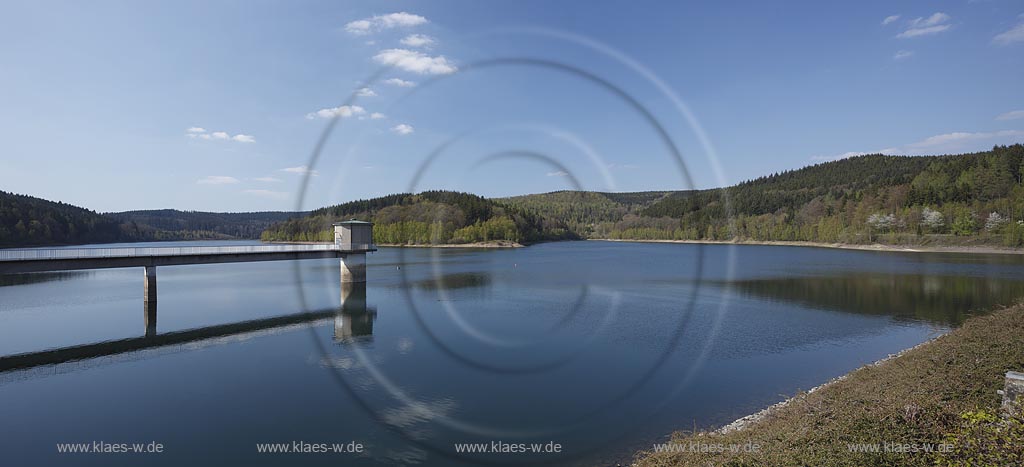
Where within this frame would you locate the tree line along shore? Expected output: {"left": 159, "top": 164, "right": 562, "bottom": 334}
{"left": 3, "top": 145, "right": 1024, "bottom": 249}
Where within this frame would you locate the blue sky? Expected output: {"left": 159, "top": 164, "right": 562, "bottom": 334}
{"left": 0, "top": 0, "right": 1022, "bottom": 212}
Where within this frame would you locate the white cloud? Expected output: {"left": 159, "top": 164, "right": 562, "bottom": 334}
{"left": 893, "top": 50, "right": 914, "bottom": 60}
{"left": 897, "top": 13, "right": 952, "bottom": 38}
{"left": 901, "top": 130, "right": 1024, "bottom": 153}
{"left": 356, "top": 87, "right": 377, "bottom": 97}
{"left": 345, "top": 19, "right": 373, "bottom": 35}
{"left": 197, "top": 175, "right": 240, "bottom": 185}
{"left": 384, "top": 78, "right": 416, "bottom": 87}
{"left": 281, "top": 165, "right": 319, "bottom": 176}
{"left": 993, "top": 22, "right": 1024, "bottom": 45}
{"left": 882, "top": 15, "right": 901, "bottom": 26}
{"left": 909, "top": 12, "right": 950, "bottom": 28}
{"left": 370, "top": 112, "right": 386, "bottom": 120}
{"left": 372, "top": 12, "right": 427, "bottom": 28}
{"left": 996, "top": 110, "right": 1024, "bottom": 121}
{"left": 897, "top": 24, "right": 951, "bottom": 38}
{"left": 391, "top": 123, "right": 414, "bottom": 135}
{"left": 243, "top": 189, "right": 288, "bottom": 200}
{"left": 546, "top": 171, "right": 569, "bottom": 177}
{"left": 187, "top": 127, "right": 254, "bottom": 143}
{"left": 345, "top": 12, "right": 427, "bottom": 35}
{"left": 400, "top": 34, "right": 435, "bottom": 47}
{"left": 306, "top": 105, "right": 366, "bottom": 120}
{"left": 252, "top": 176, "right": 282, "bottom": 183}
{"left": 813, "top": 129, "right": 1024, "bottom": 161}
{"left": 373, "top": 49, "right": 457, "bottom": 75}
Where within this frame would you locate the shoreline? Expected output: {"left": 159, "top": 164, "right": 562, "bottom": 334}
{"left": 265, "top": 240, "right": 524, "bottom": 248}
{"left": 593, "top": 238, "right": 1024, "bottom": 256}
{"left": 714, "top": 336, "right": 941, "bottom": 434}
{"left": 633, "top": 304, "right": 1024, "bottom": 466}
{"left": 7, "top": 238, "right": 1022, "bottom": 256}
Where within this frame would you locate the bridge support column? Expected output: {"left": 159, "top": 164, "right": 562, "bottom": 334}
{"left": 144, "top": 300, "right": 157, "bottom": 337}
{"left": 340, "top": 253, "right": 366, "bottom": 283}
{"left": 144, "top": 266, "right": 157, "bottom": 302}
{"left": 340, "top": 281, "right": 368, "bottom": 311}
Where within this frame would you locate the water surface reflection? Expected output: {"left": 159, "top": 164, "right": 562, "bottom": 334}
{"left": 3, "top": 241, "right": 1024, "bottom": 466}
{"left": 726, "top": 273, "right": 1024, "bottom": 326}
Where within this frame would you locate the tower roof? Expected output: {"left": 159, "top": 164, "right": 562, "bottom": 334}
{"left": 333, "top": 219, "right": 373, "bottom": 226}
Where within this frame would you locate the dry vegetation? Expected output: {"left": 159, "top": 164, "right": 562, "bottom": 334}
{"left": 635, "top": 305, "right": 1024, "bottom": 467}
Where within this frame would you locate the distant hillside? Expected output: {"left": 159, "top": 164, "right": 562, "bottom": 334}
{"left": 0, "top": 191, "right": 306, "bottom": 247}
{"left": 0, "top": 191, "right": 128, "bottom": 247}
{"left": 261, "top": 190, "right": 576, "bottom": 245}
{"left": 106, "top": 209, "right": 304, "bottom": 240}
{"left": 497, "top": 145, "right": 1024, "bottom": 247}
{"left": 257, "top": 145, "right": 1024, "bottom": 248}
{"left": 611, "top": 144, "right": 1024, "bottom": 245}
{"left": 499, "top": 190, "right": 672, "bottom": 238}
{"left": 6, "top": 144, "right": 1024, "bottom": 249}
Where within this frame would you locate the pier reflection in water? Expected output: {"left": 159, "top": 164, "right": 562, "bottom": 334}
{"left": 0, "top": 282, "right": 378, "bottom": 373}
{"left": 336, "top": 282, "right": 377, "bottom": 342}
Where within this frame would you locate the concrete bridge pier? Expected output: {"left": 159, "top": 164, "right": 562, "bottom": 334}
{"left": 340, "top": 254, "right": 367, "bottom": 283}
{"left": 144, "top": 301, "right": 157, "bottom": 338}
{"left": 144, "top": 266, "right": 157, "bottom": 302}
{"left": 340, "top": 281, "right": 368, "bottom": 312}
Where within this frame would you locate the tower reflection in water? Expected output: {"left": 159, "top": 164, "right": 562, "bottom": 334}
{"left": 335, "top": 282, "right": 377, "bottom": 343}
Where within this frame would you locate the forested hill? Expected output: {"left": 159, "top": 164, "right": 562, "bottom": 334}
{"left": 260, "top": 190, "right": 576, "bottom": 244}
{"left": 0, "top": 191, "right": 305, "bottom": 247}
{"left": 611, "top": 144, "right": 1024, "bottom": 245}
{"left": 495, "top": 145, "right": 1024, "bottom": 246}
{"left": 106, "top": 210, "right": 304, "bottom": 241}
{"left": 0, "top": 191, "right": 127, "bottom": 246}
{"left": 7, "top": 144, "right": 1024, "bottom": 248}
{"left": 642, "top": 154, "right": 936, "bottom": 219}
{"left": 498, "top": 190, "right": 674, "bottom": 238}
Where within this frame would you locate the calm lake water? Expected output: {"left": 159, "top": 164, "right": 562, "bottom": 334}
{"left": 2, "top": 240, "right": 1024, "bottom": 465}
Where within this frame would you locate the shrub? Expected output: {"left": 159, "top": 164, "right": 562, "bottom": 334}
{"left": 936, "top": 405, "right": 1024, "bottom": 467}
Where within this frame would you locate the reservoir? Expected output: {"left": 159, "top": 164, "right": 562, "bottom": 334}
{"left": 2, "top": 240, "right": 1022, "bottom": 465}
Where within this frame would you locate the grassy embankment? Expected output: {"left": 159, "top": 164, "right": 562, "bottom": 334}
{"left": 634, "top": 305, "right": 1024, "bottom": 467}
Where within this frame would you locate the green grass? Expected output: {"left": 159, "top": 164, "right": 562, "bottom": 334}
{"left": 634, "top": 305, "right": 1024, "bottom": 467}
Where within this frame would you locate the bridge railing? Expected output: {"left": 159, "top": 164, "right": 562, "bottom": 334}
{"left": 0, "top": 244, "right": 376, "bottom": 262}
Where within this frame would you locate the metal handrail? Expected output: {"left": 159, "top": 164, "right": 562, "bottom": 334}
{"left": 0, "top": 244, "right": 376, "bottom": 262}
